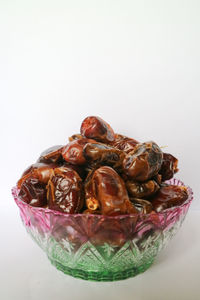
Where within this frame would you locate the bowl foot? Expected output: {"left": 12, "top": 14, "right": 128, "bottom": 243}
{"left": 48, "top": 258, "right": 154, "bottom": 281}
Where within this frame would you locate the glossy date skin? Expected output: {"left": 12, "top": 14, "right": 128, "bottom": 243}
{"left": 37, "top": 145, "right": 64, "bottom": 164}
{"left": 47, "top": 167, "right": 83, "bottom": 214}
{"left": 152, "top": 174, "right": 162, "bottom": 185}
{"left": 150, "top": 184, "right": 188, "bottom": 212}
{"left": 80, "top": 116, "right": 115, "bottom": 143}
{"left": 111, "top": 134, "right": 138, "bottom": 153}
{"left": 68, "top": 134, "right": 83, "bottom": 142}
{"left": 84, "top": 166, "right": 138, "bottom": 215}
{"left": 84, "top": 169, "right": 96, "bottom": 200}
{"left": 62, "top": 161, "right": 87, "bottom": 180}
{"left": 83, "top": 142, "right": 125, "bottom": 170}
{"left": 17, "top": 116, "right": 183, "bottom": 217}
{"left": 159, "top": 153, "right": 178, "bottom": 181}
{"left": 17, "top": 162, "right": 57, "bottom": 188}
{"left": 130, "top": 198, "right": 153, "bottom": 214}
{"left": 123, "top": 141, "right": 163, "bottom": 182}
{"left": 125, "top": 179, "right": 160, "bottom": 198}
{"left": 19, "top": 176, "right": 47, "bottom": 207}
{"left": 62, "top": 138, "right": 96, "bottom": 165}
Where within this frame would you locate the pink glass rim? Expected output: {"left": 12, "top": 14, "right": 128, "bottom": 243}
{"left": 12, "top": 178, "right": 193, "bottom": 220}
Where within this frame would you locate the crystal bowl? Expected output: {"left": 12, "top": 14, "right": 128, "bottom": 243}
{"left": 12, "top": 178, "right": 193, "bottom": 281}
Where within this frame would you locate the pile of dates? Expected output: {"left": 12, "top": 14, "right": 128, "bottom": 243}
{"left": 17, "top": 116, "right": 188, "bottom": 215}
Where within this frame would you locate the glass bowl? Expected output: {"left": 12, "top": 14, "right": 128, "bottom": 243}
{"left": 12, "top": 178, "right": 193, "bottom": 282}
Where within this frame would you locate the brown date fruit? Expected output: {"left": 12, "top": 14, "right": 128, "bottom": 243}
{"left": 62, "top": 161, "right": 87, "bottom": 180}
{"left": 17, "top": 162, "right": 56, "bottom": 188}
{"left": 152, "top": 174, "right": 162, "bottom": 185}
{"left": 150, "top": 184, "right": 188, "bottom": 212}
{"left": 37, "top": 145, "right": 64, "bottom": 164}
{"left": 111, "top": 134, "right": 138, "bottom": 153}
{"left": 47, "top": 167, "right": 83, "bottom": 214}
{"left": 85, "top": 166, "right": 138, "bottom": 215}
{"left": 21, "top": 162, "right": 51, "bottom": 178}
{"left": 62, "top": 138, "right": 96, "bottom": 165}
{"left": 80, "top": 116, "right": 115, "bottom": 143}
{"left": 126, "top": 179, "right": 160, "bottom": 198}
{"left": 130, "top": 198, "right": 153, "bottom": 214}
{"left": 159, "top": 153, "right": 178, "bottom": 181}
{"left": 68, "top": 134, "right": 83, "bottom": 142}
{"left": 19, "top": 176, "right": 47, "bottom": 207}
{"left": 123, "top": 141, "right": 163, "bottom": 182}
{"left": 83, "top": 142, "right": 125, "bottom": 170}
{"left": 84, "top": 169, "right": 96, "bottom": 200}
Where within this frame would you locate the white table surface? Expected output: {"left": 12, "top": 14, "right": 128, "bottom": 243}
{"left": 1, "top": 195, "right": 200, "bottom": 300}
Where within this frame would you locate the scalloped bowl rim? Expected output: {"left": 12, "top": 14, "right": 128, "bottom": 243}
{"left": 12, "top": 178, "right": 193, "bottom": 220}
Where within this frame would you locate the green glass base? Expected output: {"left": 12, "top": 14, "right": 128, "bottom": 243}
{"left": 12, "top": 178, "right": 193, "bottom": 282}
{"left": 48, "top": 257, "right": 154, "bottom": 281}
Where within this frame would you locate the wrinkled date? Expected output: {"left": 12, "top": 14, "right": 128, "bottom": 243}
{"left": 62, "top": 138, "right": 96, "bottom": 165}
{"left": 123, "top": 141, "right": 163, "bottom": 182}
{"left": 150, "top": 184, "right": 188, "bottom": 212}
{"left": 130, "top": 198, "right": 153, "bottom": 214}
{"left": 37, "top": 145, "right": 64, "bottom": 164}
{"left": 17, "top": 162, "right": 56, "bottom": 188}
{"left": 159, "top": 153, "right": 178, "bottom": 181}
{"left": 47, "top": 167, "right": 83, "bottom": 213}
{"left": 125, "top": 179, "right": 160, "bottom": 198}
{"left": 62, "top": 161, "right": 87, "bottom": 180}
{"left": 112, "top": 134, "right": 138, "bottom": 153}
{"left": 80, "top": 116, "right": 115, "bottom": 143}
{"left": 19, "top": 176, "right": 47, "bottom": 207}
{"left": 83, "top": 142, "right": 125, "bottom": 170}
{"left": 85, "top": 166, "right": 138, "bottom": 215}
{"left": 17, "top": 116, "right": 184, "bottom": 217}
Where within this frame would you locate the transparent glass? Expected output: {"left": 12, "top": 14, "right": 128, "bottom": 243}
{"left": 12, "top": 178, "right": 193, "bottom": 281}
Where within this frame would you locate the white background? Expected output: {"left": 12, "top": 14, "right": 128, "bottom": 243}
{"left": 0, "top": 1, "right": 200, "bottom": 299}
